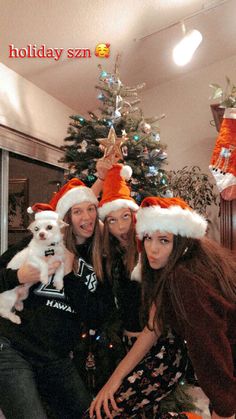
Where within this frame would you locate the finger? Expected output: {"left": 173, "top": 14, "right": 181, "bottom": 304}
{"left": 89, "top": 400, "right": 96, "bottom": 418}
{"left": 110, "top": 395, "right": 119, "bottom": 412}
{"left": 103, "top": 398, "right": 112, "bottom": 419}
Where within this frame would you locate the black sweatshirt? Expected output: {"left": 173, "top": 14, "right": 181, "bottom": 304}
{"left": 0, "top": 237, "right": 113, "bottom": 366}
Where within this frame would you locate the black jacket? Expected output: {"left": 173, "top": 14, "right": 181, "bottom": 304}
{"left": 0, "top": 236, "right": 113, "bottom": 365}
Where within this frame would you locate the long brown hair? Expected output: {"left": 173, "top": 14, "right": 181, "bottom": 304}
{"left": 63, "top": 208, "right": 103, "bottom": 281}
{"left": 142, "top": 236, "right": 236, "bottom": 332}
{"left": 103, "top": 212, "right": 138, "bottom": 279}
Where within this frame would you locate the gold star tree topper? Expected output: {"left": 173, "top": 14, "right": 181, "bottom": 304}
{"left": 97, "top": 126, "right": 128, "bottom": 165}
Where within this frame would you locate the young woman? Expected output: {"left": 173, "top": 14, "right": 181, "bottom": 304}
{"left": 88, "top": 165, "right": 191, "bottom": 419}
{"left": 135, "top": 196, "right": 236, "bottom": 419}
{"left": 0, "top": 175, "right": 113, "bottom": 419}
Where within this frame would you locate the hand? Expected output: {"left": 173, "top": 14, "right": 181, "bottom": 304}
{"left": 17, "top": 263, "right": 41, "bottom": 284}
{"left": 96, "top": 158, "right": 113, "bottom": 181}
{"left": 89, "top": 374, "right": 122, "bottom": 419}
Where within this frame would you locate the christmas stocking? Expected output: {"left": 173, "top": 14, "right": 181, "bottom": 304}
{"left": 209, "top": 108, "right": 236, "bottom": 200}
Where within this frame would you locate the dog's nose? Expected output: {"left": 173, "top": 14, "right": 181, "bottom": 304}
{"left": 39, "top": 232, "right": 45, "bottom": 239}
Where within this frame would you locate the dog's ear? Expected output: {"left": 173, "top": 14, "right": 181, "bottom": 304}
{"left": 27, "top": 220, "right": 36, "bottom": 232}
{"left": 58, "top": 220, "right": 69, "bottom": 229}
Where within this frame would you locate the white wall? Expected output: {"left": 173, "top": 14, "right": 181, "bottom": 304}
{"left": 0, "top": 63, "right": 75, "bottom": 146}
{"left": 141, "top": 54, "right": 236, "bottom": 240}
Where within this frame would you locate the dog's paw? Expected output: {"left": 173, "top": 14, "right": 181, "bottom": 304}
{"left": 53, "top": 280, "right": 64, "bottom": 291}
{"left": 8, "top": 313, "right": 21, "bottom": 324}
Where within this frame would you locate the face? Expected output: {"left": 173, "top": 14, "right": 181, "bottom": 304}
{"left": 71, "top": 202, "right": 97, "bottom": 244}
{"left": 144, "top": 231, "right": 174, "bottom": 270}
{"left": 106, "top": 208, "right": 132, "bottom": 247}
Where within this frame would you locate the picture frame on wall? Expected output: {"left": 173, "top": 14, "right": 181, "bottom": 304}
{"left": 8, "top": 178, "right": 29, "bottom": 231}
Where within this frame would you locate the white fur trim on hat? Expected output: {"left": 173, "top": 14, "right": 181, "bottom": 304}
{"left": 56, "top": 187, "right": 98, "bottom": 219}
{"left": 131, "top": 259, "right": 142, "bottom": 282}
{"left": 136, "top": 205, "right": 207, "bottom": 239}
{"left": 98, "top": 199, "right": 139, "bottom": 221}
{"left": 35, "top": 211, "right": 59, "bottom": 221}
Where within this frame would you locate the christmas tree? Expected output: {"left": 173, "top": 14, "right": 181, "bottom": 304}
{"left": 60, "top": 55, "right": 170, "bottom": 203}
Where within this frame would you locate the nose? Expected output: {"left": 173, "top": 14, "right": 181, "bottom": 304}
{"left": 149, "top": 240, "right": 159, "bottom": 255}
{"left": 117, "top": 220, "right": 126, "bottom": 231}
{"left": 82, "top": 210, "right": 92, "bottom": 221}
{"left": 39, "top": 232, "right": 45, "bottom": 239}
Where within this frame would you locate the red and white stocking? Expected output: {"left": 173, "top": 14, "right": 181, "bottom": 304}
{"left": 209, "top": 108, "right": 236, "bottom": 200}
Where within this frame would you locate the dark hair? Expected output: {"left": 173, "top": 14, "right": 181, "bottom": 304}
{"left": 103, "top": 212, "right": 138, "bottom": 279}
{"left": 142, "top": 236, "right": 236, "bottom": 333}
{"left": 63, "top": 208, "right": 104, "bottom": 281}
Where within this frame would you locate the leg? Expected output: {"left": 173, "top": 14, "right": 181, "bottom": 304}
{"left": 112, "top": 330, "right": 188, "bottom": 417}
{"left": 37, "top": 357, "right": 92, "bottom": 419}
{"left": 0, "top": 336, "right": 47, "bottom": 419}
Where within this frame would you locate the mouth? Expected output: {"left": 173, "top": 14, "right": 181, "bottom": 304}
{"left": 80, "top": 222, "right": 94, "bottom": 234}
{"left": 120, "top": 233, "right": 128, "bottom": 241}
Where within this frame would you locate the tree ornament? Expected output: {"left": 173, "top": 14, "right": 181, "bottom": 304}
{"left": 133, "top": 134, "right": 140, "bottom": 141}
{"left": 100, "top": 70, "right": 107, "bottom": 78}
{"left": 152, "top": 132, "right": 160, "bottom": 141}
{"left": 96, "top": 127, "right": 127, "bottom": 164}
{"left": 139, "top": 121, "right": 151, "bottom": 133}
{"left": 78, "top": 140, "right": 88, "bottom": 153}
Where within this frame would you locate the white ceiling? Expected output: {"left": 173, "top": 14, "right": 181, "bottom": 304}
{"left": 1, "top": 0, "right": 235, "bottom": 112}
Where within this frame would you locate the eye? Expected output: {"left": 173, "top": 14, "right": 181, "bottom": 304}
{"left": 108, "top": 218, "right": 116, "bottom": 225}
{"left": 46, "top": 225, "right": 53, "bottom": 230}
{"left": 88, "top": 206, "right": 95, "bottom": 212}
{"left": 34, "top": 226, "right": 39, "bottom": 232}
{"left": 123, "top": 213, "right": 131, "bottom": 220}
{"left": 144, "top": 234, "right": 152, "bottom": 241}
{"left": 160, "top": 238, "right": 169, "bottom": 244}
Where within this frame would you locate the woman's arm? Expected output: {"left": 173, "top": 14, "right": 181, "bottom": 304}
{"left": 91, "top": 159, "right": 113, "bottom": 197}
{"left": 89, "top": 324, "right": 158, "bottom": 419}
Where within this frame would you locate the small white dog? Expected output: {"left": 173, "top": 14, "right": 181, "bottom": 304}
{"left": 0, "top": 210, "right": 67, "bottom": 324}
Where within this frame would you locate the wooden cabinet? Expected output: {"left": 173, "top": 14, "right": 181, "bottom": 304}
{"left": 220, "top": 197, "right": 236, "bottom": 250}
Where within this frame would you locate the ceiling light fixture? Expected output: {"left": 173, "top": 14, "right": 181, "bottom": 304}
{"left": 172, "top": 22, "right": 203, "bottom": 66}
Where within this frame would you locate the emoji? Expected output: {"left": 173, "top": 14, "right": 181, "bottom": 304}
{"left": 95, "top": 43, "right": 110, "bottom": 58}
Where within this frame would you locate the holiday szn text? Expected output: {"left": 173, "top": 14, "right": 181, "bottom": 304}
{"left": 9, "top": 44, "right": 93, "bottom": 61}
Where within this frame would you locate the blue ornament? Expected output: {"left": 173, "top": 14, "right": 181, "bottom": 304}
{"left": 161, "top": 177, "right": 167, "bottom": 185}
{"left": 133, "top": 134, "right": 139, "bottom": 141}
{"left": 152, "top": 133, "right": 160, "bottom": 141}
{"left": 87, "top": 175, "right": 95, "bottom": 182}
{"left": 100, "top": 70, "right": 107, "bottom": 78}
{"left": 97, "top": 93, "right": 104, "bottom": 100}
{"left": 79, "top": 117, "right": 85, "bottom": 123}
{"left": 149, "top": 166, "right": 158, "bottom": 175}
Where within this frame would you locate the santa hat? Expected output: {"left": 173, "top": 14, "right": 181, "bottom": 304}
{"left": 49, "top": 178, "right": 98, "bottom": 219}
{"left": 27, "top": 203, "right": 59, "bottom": 221}
{"left": 98, "top": 164, "right": 139, "bottom": 220}
{"left": 136, "top": 197, "right": 207, "bottom": 240}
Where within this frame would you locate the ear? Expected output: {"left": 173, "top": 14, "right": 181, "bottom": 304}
{"left": 58, "top": 220, "right": 69, "bottom": 229}
{"left": 27, "top": 221, "right": 35, "bottom": 233}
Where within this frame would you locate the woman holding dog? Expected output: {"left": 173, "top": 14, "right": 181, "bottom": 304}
{"left": 0, "top": 168, "right": 113, "bottom": 419}
{"left": 88, "top": 165, "right": 190, "bottom": 419}
{"left": 135, "top": 196, "right": 235, "bottom": 419}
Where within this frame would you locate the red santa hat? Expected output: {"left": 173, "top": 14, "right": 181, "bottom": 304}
{"left": 136, "top": 196, "right": 207, "bottom": 240}
{"left": 49, "top": 178, "right": 98, "bottom": 219}
{"left": 98, "top": 164, "right": 139, "bottom": 221}
{"left": 27, "top": 203, "right": 59, "bottom": 221}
